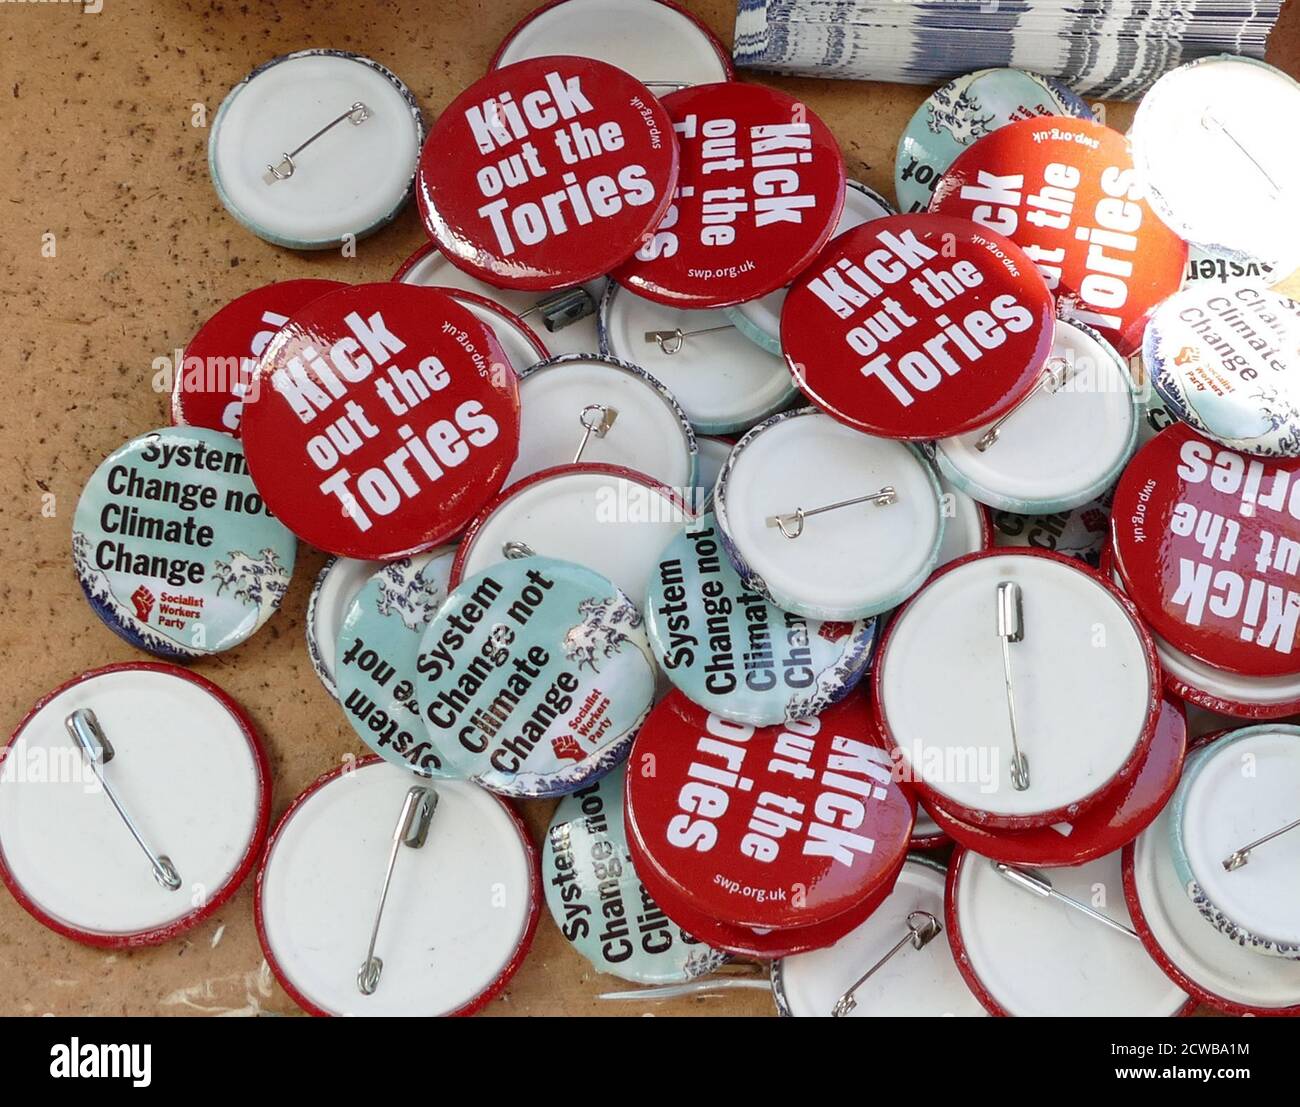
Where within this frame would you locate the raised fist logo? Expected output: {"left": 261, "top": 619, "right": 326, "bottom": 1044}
{"left": 818, "top": 621, "right": 853, "bottom": 643}
{"left": 131, "top": 585, "right": 155, "bottom": 622}
{"left": 551, "top": 735, "right": 584, "bottom": 764}
{"left": 1174, "top": 345, "right": 1200, "bottom": 367}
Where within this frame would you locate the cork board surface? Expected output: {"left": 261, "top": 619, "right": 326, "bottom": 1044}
{"left": 1, "top": 0, "right": 1296, "bottom": 1017}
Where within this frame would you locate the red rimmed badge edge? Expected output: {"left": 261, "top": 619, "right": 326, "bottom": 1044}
{"left": 0, "top": 662, "right": 272, "bottom": 950}
{"left": 873, "top": 546, "right": 1164, "bottom": 830}
{"left": 253, "top": 755, "right": 542, "bottom": 1018}
{"left": 864, "top": 688, "right": 949, "bottom": 851}
{"left": 1120, "top": 731, "right": 1300, "bottom": 1018}
{"left": 449, "top": 461, "right": 695, "bottom": 587}
{"left": 440, "top": 286, "right": 551, "bottom": 365}
{"left": 1101, "top": 541, "right": 1300, "bottom": 722}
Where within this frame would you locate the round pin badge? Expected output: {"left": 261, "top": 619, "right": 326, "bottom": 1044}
{"left": 209, "top": 50, "right": 424, "bottom": 250}
{"left": 782, "top": 214, "right": 1055, "bottom": 440}
{"left": 934, "top": 318, "right": 1138, "bottom": 513}
{"left": 240, "top": 283, "right": 520, "bottom": 560}
{"left": 599, "top": 283, "right": 797, "bottom": 435}
{"left": 416, "top": 57, "right": 678, "bottom": 290}
{"left": 1168, "top": 725, "right": 1300, "bottom": 959}
{"left": 1110, "top": 424, "right": 1300, "bottom": 679}
{"left": 929, "top": 116, "right": 1187, "bottom": 355}
{"left": 772, "top": 856, "right": 986, "bottom": 1017}
{"left": 1143, "top": 285, "right": 1300, "bottom": 457}
{"left": 946, "top": 847, "right": 1191, "bottom": 1016}
{"left": 73, "top": 427, "right": 297, "bottom": 659}
{"left": 491, "top": 0, "right": 733, "bottom": 89}
{"left": 256, "top": 758, "right": 539, "bottom": 1016}
{"left": 714, "top": 408, "right": 944, "bottom": 621}
{"left": 1124, "top": 747, "right": 1300, "bottom": 1016}
{"left": 876, "top": 549, "right": 1160, "bottom": 829}
{"left": 543, "top": 765, "right": 729, "bottom": 984}
{"left": 895, "top": 68, "right": 1093, "bottom": 215}
{"left": 172, "top": 279, "right": 344, "bottom": 436}
{"left": 646, "top": 512, "right": 877, "bottom": 726}
{"left": 336, "top": 549, "right": 457, "bottom": 777}
{"left": 1131, "top": 56, "right": 1300, "bottom": 280}
{"left": 724, "top": 179, "right": 896, "bottom": 355}
{"left": 0, "top": 664, "right": 270, "bottom": 948}
{"left": 612, "top": 82, "right": 846, "bottom": 309}
{"left": 625, "top": 691, "right": 914, "bottom": 932}
{"left": 415, "top": 556, "right": 656, "bottom": 798}
{"left": 992, "top": 487, "right": 1114, "bottom": 567}
{"left": 924, "top": 697, "right": 1187, "bottom": 867}
{"left": 306, "top": 556, "right": 383, "bottom": 701}
{"left": 452, "top": 464, "right": 692, "bottom": 606}
{"left": 509, "top": 354, "right": 697, "bottom": 489}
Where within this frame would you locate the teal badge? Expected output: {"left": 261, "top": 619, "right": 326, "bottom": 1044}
{"left": 73, "top": 427, "right": 296, "bottom": 659}
{"left": 646, "top": 513, "right": 876, "bottom": 726}
{"left": 416, "top": 556, "right": 656, "bottom": 797}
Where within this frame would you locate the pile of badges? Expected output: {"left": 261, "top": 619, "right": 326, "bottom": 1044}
{"left": 732, "top": 0, "right": 1285, "bottom": 99}
{"left": 4, "top": 0, "right": 1300, "bottom": 1018}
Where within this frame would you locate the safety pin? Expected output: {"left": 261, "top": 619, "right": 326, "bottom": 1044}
{"left": 975, "top": 357, "right": 1075, "bottom": 452}
{"left": 1202, "top": 112, "right": 1282, "bottom": 199}
{"left": 517, "top": 286, "right": 597, "bottom": 333}
{"left": 266, "top": 101, "right": 371, "bottom": 182}
{"left": 1222, "top": 816, "right": 1300, "bottom": 871}
{"left": 993, "top": 862, "right": 1139, "bottom": 941}
{"left": 357, "top": 785, "right": 438, "bottom": 996}
{"left": 643, "top": 323, "right": 736, "bottom": 355}
{"left": 996, "top": 581, "right": 1030, "bottom": 791}
{"left": 573, "top": 403, "right": 618, "bottom": 462}
{"left": 65, "top": 709, "right": 182, "bottom": 892}
{"left": 766, "top": 486, "right": 897, "bottom": 540}
{"left": 598, "top": 962, "right": 768, "bottom": 1001}
{"left": 831, "top": 910, "right": 943, "bottom": 1017}
{"left": 502, "top": 540, "right": 536, "bottom": 560}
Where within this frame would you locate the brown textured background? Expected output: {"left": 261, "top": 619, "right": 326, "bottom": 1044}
{"left": 1, "top": 0, "right": 1296, "bottom": 1017}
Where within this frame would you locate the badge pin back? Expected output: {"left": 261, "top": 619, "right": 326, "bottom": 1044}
{"left": 336, "top": 549, "right": 457, "bottom": 777}
{"left": 172, "top": 279, "right": 345, "bottom": 436}
{"left": 490, "top": 0, "right": 734, "bottom": 91}
{"left": 509, "top": 354, "right": 697, "bottom": 489}
{"left": 0, "top": 664, "right": 271, "bottom": 947}
{"left": 543, "top": 766, "right": 729, "bottom": 985}
{"left": 875, "top": 548, "right": 1160, "bottom": 830}
{"left": 598, "top": 283, "right": 797, "bottom": 436}
{"left": 612, "top": 82, "right": 846, "bottom": 309}
{"left": 713, "top": 407, "right": 944, "bottom": 621}
{"left": 73, "top": 426, "right": 298, "bottom": 659}
{"left": 894, "top": 68, "right": 1094, "bottom": 216}
{"left": 646, "top": 511, "right": 877, "bottom": 727}
{"left": 781, "top": 213, "right": 1055, "bottom": 441}
{"left": 255, "top": 758, "right": 540, "bottom": 1016}
{"left": 929, "top": 116, "right": 1187, "bottom": 356}
{"left": 416, "top": 56, "right": 679, "bottom": 291}
{"left": 415, "top": 556, "right": 656, "bottom": 798}
{"left": 209, "top": 50, "right": 423, "bottom": 250}
{"left": 947, "top": 846, "right": 1191, "bottom": 1016}
{"left": 239, "top": 282, "right": 521, "bottom": 560}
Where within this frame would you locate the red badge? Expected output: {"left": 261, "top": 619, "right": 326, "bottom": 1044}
{"left": 624, "top": 691, "right": 913, "bottom": 930}
{"left": 929, "top": 117, "right": 1186, "bottom": 355}
{"left": 612, "top": 82, "right": 846, "bottom": 308}
{"left": 240, "top": 283, "right": 521, "bottom": 559}
{"left": 782, "top": 213, "right": 1054, "bottom": 440}
{"left": 172, "top": 280, "right": 343, "bottom": 436}
{"left": 416, "top": 57, "right": 678, "bottom": 290}
{"left": 1112, "top": 425, "right": 1300, "bottom": 678}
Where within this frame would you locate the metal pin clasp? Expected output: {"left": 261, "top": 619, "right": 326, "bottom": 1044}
{"left": 518, "top": 287, "right": 597, "bottom": 333}
{"left": 831, "top": 911, "right": 942, "bottom": 1017}
{"left": 1202, "top": 112, "right": 1282, "bottom": 199}
{"left": 643, "top": 323, "right": 735, "bottom": 355}
{"left": 573, "top": 403, "right": 618, "bottom": 463}
{"left": 502, "top": 540, "right": 536, "bottom": 560}
{"left": 975, "top": 357, "right": 1075, "bottom": 452}
{"left": 266, "top": 101, "right": 371, "bottom": 182}
{"left": 1222, "top": 816, "right": 1300, "bottom": 871}
{"left": 357, "top": 785, "right": 438, "bottom": 996}
{"left": 766, "top": 486, "right": 897, "bottom": 540}
{"left": 996, "top": 580, "right": 1030, "bottom": 791}
{"left": 993, "top": 861, "right": 1139, "bottom": 940}
{"left": 65, "top": 709, "right": 182, "bottom": 892}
